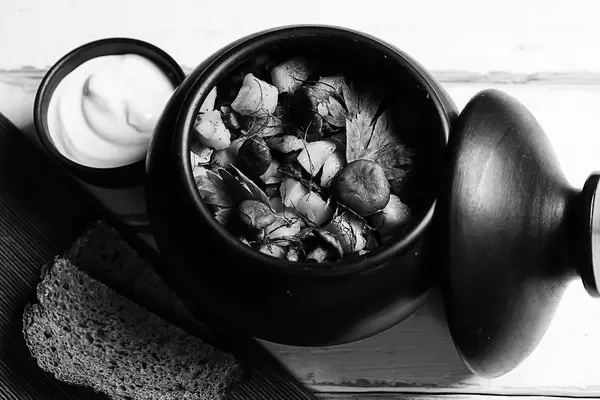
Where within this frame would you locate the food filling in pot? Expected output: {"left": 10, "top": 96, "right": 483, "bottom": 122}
{"left": 190, "top": 56, "right": 417, "bottom": 263}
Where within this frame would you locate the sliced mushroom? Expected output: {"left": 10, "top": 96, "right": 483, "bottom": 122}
{"left": 306, "top": 229, "right": 344, "bottom": 263}
{"left": 238, "top": 200, "right": 276, "bottom": 229}
{"left": 259, "top": 243, "right": 287, "bottom": 259}
{"left": 324, "top": 213, "right": 367, "bottom": 254}
{"left": 264, "top": 214, "right": 303, "bottom": 246}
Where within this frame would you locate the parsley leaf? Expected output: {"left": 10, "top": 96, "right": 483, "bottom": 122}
{"left": 195, "top": 170, "right": 233, "bottom": 208}
{"left": 230, "top": 165, "right": 273, "bottom": 210}
{"left": 214, "top": 207, "right": 232, "bottom": 226}
{"left": 342, "top": 82, "right": 416, "bottom": 181}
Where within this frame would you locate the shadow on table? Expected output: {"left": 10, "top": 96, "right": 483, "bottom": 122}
{"left": 18, "top": 121, "right": 42, "bottom": 149}
{"left": 266, "top": 287, "right": 473, "bottom": 390}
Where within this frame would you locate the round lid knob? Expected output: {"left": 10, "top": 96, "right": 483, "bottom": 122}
{"left": 439, "top": 88, "right": 599, "bottom": 378}
{"left": 577, "top": 172, "right": 600, "bottom": 297}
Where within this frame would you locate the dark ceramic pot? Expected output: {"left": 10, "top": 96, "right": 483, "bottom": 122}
{"left": 34, "top": 38, "right": 186, "bottom": 189}
{"left": 145, "top": 25, "right": 458, "bottom": 346}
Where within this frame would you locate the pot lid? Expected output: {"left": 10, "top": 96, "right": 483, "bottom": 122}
{"left": 439, "top": 88, "right": 600, "bottom": 378}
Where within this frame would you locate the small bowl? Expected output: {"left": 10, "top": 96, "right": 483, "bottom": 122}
{"left": 34, "top": 38, "right": 186, "bottom": 188}
{"left": 146, "top": 25, "right": 458, "bottom": 346}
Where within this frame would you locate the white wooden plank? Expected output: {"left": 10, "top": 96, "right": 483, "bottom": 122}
{"left": 267, "top": 283, "right": 600, "bottom": 396}
{"left": 2, "top": 75, "right": 600, "bottom": 396}
{"left": 316, "top": 395, "right": 583, "bottom": 400}
{"left": 2, "top": 0, "right": 600, "bottom": 75}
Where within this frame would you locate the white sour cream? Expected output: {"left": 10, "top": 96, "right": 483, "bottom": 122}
{"left": 46, "top": 54, "right": 175, "bottom": 168}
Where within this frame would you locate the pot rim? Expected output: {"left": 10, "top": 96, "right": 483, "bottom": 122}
{"left": 175, "top": 24, "right": 450, "bottom": 277}
{"left": 33, "top": 37, "right": 186, "bottom": 188}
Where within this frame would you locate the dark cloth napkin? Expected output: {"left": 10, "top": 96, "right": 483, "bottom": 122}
{"left": 0, "top": 113, "right": 316, "bottom": 400}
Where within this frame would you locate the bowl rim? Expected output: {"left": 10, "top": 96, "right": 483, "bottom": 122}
{"left": 33, "top": 37, "right": 186, "bottom": 188}
{"left": 175, "top": 24, "right": 451, "bottom": 277}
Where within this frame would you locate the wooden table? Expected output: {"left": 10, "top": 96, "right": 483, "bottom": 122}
{"left": 3, "top": 1, "right": 600, "bottom": 398}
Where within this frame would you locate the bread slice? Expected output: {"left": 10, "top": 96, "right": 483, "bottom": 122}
{"left": 63, "top": 221, "right": 216, "bottom": 341}
{"left": 22, "top": 258, "right": 242, "bottom": 400}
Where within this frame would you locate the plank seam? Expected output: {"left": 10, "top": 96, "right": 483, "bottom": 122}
{"left": 5, "top": 68, "right": 600, "bottom": 85}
